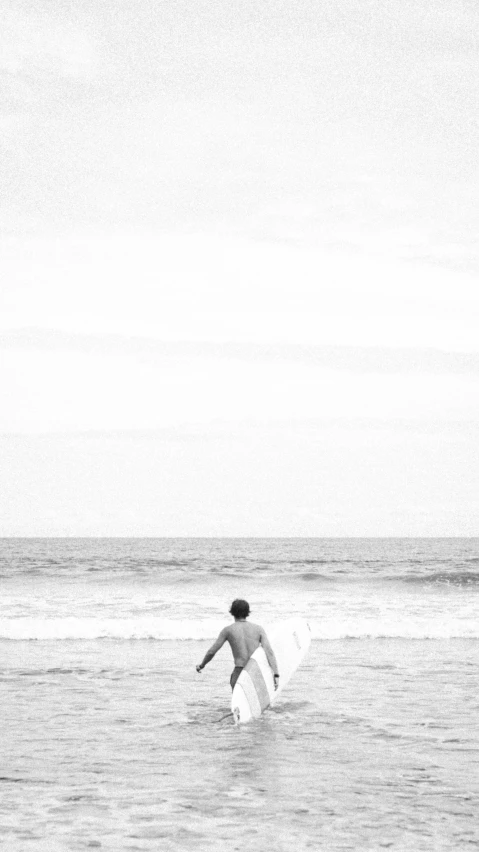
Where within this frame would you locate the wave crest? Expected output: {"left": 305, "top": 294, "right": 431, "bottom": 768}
{"left": 401, "top": 571, "right": 479, "bottom": 586}
{"left": 1, "top": 616, "right": 478, "bottom": 641}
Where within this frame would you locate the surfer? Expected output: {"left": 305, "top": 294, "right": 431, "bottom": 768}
{"left": 196, "top": 599, "right": 280, "bottom": 690}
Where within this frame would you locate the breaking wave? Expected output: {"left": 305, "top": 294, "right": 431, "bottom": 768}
{"left": 399, "top": 571, "right": 479, "bottom": 587}
{"left": 1, "top": 616, "right": 478, "bottom": 641}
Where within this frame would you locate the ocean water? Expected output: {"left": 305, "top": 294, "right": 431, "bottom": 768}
{"left": 1, "top": 538, "right": 479, "bottom": 851}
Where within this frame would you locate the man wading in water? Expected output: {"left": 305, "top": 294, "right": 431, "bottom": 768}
{"left": 196, "top": 599, "right": 280, "bottom": 691}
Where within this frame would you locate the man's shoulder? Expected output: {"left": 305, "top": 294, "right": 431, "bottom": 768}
{"left": 225, "top": 621, "right": 263, "bottom": 634}
{"left": 222, "top": 623, "right": 240, "bottom": 637}
{"left": 226, "top": 621, "right": 262, "bottom": 632}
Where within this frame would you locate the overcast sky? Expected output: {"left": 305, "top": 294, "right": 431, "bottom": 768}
{"left": 1, "top": 0, "right": 478, "bottom": 536}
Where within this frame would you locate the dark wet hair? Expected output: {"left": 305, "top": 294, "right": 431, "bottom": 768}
{"left": 229, "top": 599, "right": 250, "bottom": 619}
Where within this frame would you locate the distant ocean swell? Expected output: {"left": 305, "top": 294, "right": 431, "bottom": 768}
{"left": 0, "top": 560, "right": 479, "bottom": 588}
{"left": 1, "top": 616, "right": 478, "bottom": 641}
{"left": 2, "top": 563, "right": 479, "bottom": 584}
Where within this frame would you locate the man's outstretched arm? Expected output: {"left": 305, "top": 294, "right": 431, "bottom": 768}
{"left": 196, "top": 628, "right": 228, "bottom": 672}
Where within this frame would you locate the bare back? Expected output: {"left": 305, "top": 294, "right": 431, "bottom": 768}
{"left": 198, "top": 617, "right": 280, "bottom": 678}
{"left": 225, "top": 621, "right": 262, "bottom": 666}
{"left": 225, "top": 621, "right": 278, "bottom": 673}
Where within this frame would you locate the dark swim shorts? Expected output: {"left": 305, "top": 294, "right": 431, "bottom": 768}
{"left": 230, "top": 666, "right": 243, "bottom": 690}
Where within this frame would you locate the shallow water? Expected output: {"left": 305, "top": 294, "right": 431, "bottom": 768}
{"left": 2, "top": 640, "right": 479, "bottom": 851}
{"left": 1, "top": 539, "right": 479, "bottom": 850}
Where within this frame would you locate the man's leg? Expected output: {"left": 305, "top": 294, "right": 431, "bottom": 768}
{"left": 230, "top": 666, "right": 243, "bottom": 691}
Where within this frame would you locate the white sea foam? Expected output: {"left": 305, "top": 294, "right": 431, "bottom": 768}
{"left": 1, "top": 616, "right": 478, "bottom": 641}
{"left": 0, "top": 617, "right": 223, "bottom": 641}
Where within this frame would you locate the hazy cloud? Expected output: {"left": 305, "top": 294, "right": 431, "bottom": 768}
{"left": 3, "top": 328, "right": 479, "bottom": 376}
{"left": 1, "top": 0, "right": 478, "bottom": 534}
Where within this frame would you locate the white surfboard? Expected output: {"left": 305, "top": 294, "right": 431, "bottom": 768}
{"left": 231, "top": 618, "right": 311, "bottom": 724}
